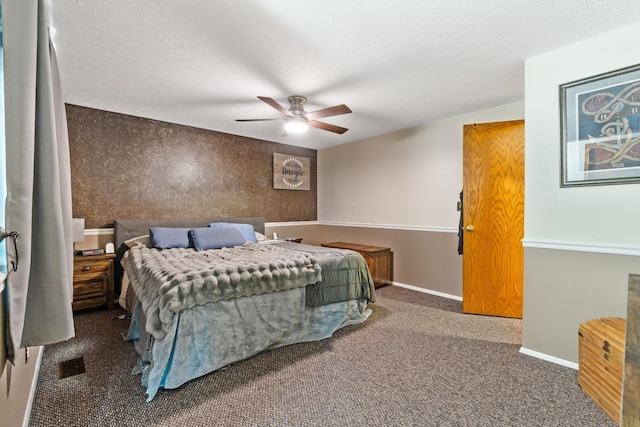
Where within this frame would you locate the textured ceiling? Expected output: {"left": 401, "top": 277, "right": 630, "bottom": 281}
{"left": 49, "top": 0, "right": 640, "bottom": 150}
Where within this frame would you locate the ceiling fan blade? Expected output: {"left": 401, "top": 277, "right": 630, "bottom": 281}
{"left": 258, "top": 96, "right": 295, "bottom": 118}
{"left": 308, "top": 120, "right": 349, "bottom": 134}
{"left": 235, "top": 118, "right": 282, "bottom": 122}
{"left": 304, "top": 104, "right": 352, "bottom": 120}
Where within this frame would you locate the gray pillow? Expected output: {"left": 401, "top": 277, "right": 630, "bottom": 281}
{"left": 189, "top": 227, "right": 246, "bottom": 251}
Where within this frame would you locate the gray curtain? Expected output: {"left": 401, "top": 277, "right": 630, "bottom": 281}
{"left": 3, "top": 0, "right": 74, "bottom": 361}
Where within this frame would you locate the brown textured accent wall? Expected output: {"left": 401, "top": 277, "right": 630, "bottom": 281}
{"left": 67, "top": 105, "right": 317, "bottom": 228}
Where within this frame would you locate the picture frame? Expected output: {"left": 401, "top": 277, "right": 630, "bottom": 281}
{"left": 560, "top": 64, "right": 640, "bottom": 187}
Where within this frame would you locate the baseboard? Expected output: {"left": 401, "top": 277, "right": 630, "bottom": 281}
{"left": 391, "top": 282, "right": 462, "bottom": 301}
{"left": 519, "top": 346, "right": 578, "bottom": 370}
{"left": 23, "top": 346, "right": 44, "bottom": 427}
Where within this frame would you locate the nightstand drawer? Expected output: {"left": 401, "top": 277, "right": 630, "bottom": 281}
{"left": 73, "top": 253, "right": 116, "bottom": 311}
{"left": 74, "top": 259, "right": 110, "bottom": 275}
{"left": 72, "top": 273, "right": 109, "bottom": 310}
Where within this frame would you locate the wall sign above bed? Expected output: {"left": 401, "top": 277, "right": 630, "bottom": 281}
{"left": 273, "top": 153, "right": 310, "bottom": 190}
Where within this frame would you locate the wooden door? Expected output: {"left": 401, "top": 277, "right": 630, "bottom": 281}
{"left": 462, "top": 120, "right": 524, "bottom": 318}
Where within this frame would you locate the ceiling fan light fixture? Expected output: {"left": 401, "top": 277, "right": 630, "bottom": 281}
{"left": 284, "top": 117, "right": 308, "bottom": 133}
{"left": 237, "top": 96, "right": 350, "bottom": 135}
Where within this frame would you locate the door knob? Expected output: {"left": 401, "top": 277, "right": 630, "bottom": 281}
{"left": 465, "top": 225, "right": 475, "bottom": 232}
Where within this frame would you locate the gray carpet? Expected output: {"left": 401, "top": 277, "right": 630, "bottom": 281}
{"left": 29, "top": 286, "right": 616, "bottom": 426}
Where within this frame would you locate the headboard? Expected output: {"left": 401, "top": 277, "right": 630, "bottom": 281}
{"left": 113, "top": 217, "right": 265, "bottom": 249}
{"left": 113, "top": 217, "right": 265, "bottom": 293}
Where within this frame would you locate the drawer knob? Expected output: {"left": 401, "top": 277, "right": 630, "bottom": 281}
{"left": 82, "top": 266, "right": 91, "bottom": 272}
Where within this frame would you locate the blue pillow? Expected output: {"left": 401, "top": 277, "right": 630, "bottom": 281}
{"left": 208, "top": 222, "right": 257, "bottom": 243}
{"left": 149, "top": 227, "right": 192, "bottom": 249}
{"left": 189, "top": 227, "right": 246, "bottom": 251}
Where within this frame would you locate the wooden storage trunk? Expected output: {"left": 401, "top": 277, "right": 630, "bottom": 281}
{"left": 578, "top": 317, "right": 626, "bottom": 424}
{"left": 321, "top": 242, "right": 392, "bottom": 288}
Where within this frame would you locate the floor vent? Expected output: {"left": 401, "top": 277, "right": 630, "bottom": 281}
{"left": 58, "top": 357, "right": 86, "bottom": 379}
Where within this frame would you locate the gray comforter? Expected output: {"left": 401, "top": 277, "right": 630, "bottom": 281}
{"left": 122, "top": 242, "right": 322, "bottom": 339}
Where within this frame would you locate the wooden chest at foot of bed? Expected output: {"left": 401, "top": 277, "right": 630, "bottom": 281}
{"left": 321, "top": 241, "right": 392, "bottom": 288}
{"left": 578, "top": 317, "right": 626, "bottom": 424}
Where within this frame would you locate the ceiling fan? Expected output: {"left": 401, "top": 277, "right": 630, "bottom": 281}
{"left": 236, "top": 96, "right": 352, "bottom": 134}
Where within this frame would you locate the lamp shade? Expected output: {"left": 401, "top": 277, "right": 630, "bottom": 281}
{"left": 72, "top": 218, "right": 85, "bottom": 243}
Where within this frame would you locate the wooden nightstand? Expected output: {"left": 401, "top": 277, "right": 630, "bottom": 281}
{"left": 73, "top": 253, "right": 116, "bottom": 311}
{"left": 321, "top": 242, "right": 392, "bottom": 288}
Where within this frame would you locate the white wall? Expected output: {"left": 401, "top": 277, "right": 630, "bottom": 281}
{"left": 0, "top": 333, "right": 42, "bottom": 427}
{"left": 318, "top": 102, "right": 524, "bottom": 228}
{"left": 524, "top": 22, "right": 640, "bottom": 248}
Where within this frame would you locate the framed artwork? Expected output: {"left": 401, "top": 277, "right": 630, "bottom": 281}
{"left": 560, "top": 64, "right": 640, "bottom": 186}
{"left": 273, "top": 153, "right": 310, "bottom": 190}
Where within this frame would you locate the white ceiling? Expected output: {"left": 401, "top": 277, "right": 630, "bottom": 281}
{"left": 49, "top": 0, "right": 640, "bottom": 150}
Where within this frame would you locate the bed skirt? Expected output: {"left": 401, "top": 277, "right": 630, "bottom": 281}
{"left": 124, "top": 287, "right": 371, "bottom": 401}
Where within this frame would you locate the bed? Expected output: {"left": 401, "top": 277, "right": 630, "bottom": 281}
{"left": 114, "top": 217, "right": 376, "bottom": 401}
